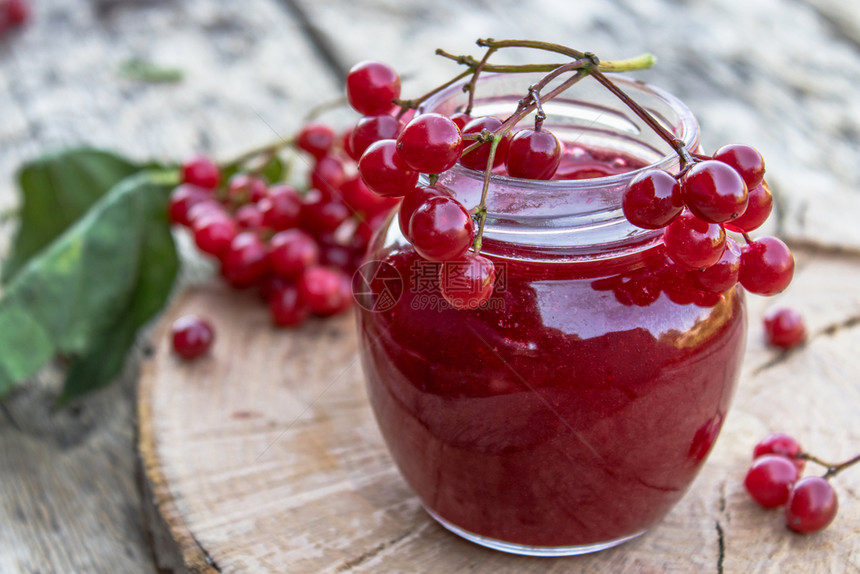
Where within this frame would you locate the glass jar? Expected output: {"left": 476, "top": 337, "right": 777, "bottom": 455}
{"left": 355, "top": 73, "right": 747, "bottom": 556}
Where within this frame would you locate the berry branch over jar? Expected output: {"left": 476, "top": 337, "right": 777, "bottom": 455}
{"left": 349, "top": 38, "right": 794, "bottom": 309}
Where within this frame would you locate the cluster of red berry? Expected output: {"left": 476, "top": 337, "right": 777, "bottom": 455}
{"left": 0, "top": 0, "right": 28, "bottom": 35}
{"left": 623, "top": 147, "right": 795, "bottom": 297}
{"left": 347, "top": 58, "right": 798, "bottom": 311}
{"left": 346, "top": 61, "right": 575, "bottom": 310}
{"left": 744, "top": 433, "right": 858, "bottom": 533}
{"left": 167, "top": 122, "right": 398, "bottom": 348}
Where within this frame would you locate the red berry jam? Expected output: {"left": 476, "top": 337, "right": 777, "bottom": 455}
{"left": 357, "top": 75, "right": 747, "bottom": 555}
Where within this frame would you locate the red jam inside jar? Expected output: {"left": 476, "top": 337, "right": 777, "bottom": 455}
{"left": 356, "top": 74, "right": 747, "bottom": 556}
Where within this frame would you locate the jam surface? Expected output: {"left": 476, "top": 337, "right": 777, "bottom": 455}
{"left": 356, "top": 149, "right": 747, "bottom": 548}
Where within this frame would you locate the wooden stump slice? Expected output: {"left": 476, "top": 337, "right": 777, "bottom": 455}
{"left": 138, "top": 248, "right": 860, "bottom": 573}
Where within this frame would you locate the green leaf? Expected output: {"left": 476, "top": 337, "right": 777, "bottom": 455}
{"left": 118, "top": 59, "right": 184, "bottom": 83}
{"left": 0, "top": 171, "right": 179, "bottom": 401}
{"left": 3, "top": 149, "right": 142, "bottom": 282}
{"left": 260, "top": 156, "right": 284, "bottom": 184}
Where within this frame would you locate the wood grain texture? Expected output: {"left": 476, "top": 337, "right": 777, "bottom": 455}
{"left": 137, "top": 248, "right": 860, "bottom": 574}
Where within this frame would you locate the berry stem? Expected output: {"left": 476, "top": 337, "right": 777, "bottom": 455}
{"left": 394, "top": 68, "right": 473, "bottom": 114}
{"left": 799, "top": 452, "right": 860, "bottom": 479}
{"left": 463, "top": 45, "right": 498, "bottom": 114}
{"left": 222, "top": 138, "right": 295, "bottom": 172}
{"left": 474, "top": 38, "right": 656, "bottom": 73}
{"left": 472, "top": 134, "right": 502, "bottom": 254}
{"left": 589, "top": 68, "right": 694, "bottom": 168}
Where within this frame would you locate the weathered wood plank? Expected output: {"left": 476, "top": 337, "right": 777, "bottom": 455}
{"left": 0, "top": 1, "right": 342, "bottom": 572}
{"left": 137, "top": 247, "right": 860, "bottom": 573}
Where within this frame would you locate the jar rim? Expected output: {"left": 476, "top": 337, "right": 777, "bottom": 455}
{"left": 418, "top": 72, "right": 699, "bottom": 191}
{"left": 416, "top": 72, "right": 701, "bottom": 261}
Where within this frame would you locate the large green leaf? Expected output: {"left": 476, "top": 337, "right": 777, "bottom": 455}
{"left": 0, "top": 170, "right": 179, "bottom": 401}
{"left": 3, "top": 149, "right": 142, "bottom": 282}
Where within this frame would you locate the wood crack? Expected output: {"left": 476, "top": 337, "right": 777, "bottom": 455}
{"left": 276, "top": 0, "right": 349, "bottom": 83}
{"left": 0, "top": 402, "right": 22, "bottom": 432}
{"left": 335, "top": 525, "right": 419, "bottom": 572}
{"left": 752, "top": 313, "right": 860, "bottom": 376}
{"left": 715, "top": 521, "right": 725, "bottom": 574}
{"left": 190, "top": 532, "right": 222, "bottom": 573}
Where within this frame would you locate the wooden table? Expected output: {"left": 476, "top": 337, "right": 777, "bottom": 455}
{"left": 2, "top": 1, "right": 860, "bottom": 572}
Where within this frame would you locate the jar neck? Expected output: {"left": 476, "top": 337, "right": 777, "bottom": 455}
{"left": 419, "top": 73, "right": 700, "bottom": 267}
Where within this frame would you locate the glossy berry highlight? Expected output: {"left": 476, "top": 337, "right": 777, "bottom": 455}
{"left": 172, "top": 315, "right": 214, "bottom": 360}
{"left": 744, "top": 454, "right": 799, "bottom": 508}
{"left": 346, "top": 61, "right": 401, "bottom": 116}
{"left": 681, "top": 160, "right": 748, "bottom": 224}
{"left": 622, "top": 169, "right": 684, "bottom": 229}
{"left": 785, "top": 477, "right": 838, "bottom": 533}
{"left": 504, "top": 128, "right": 562, "bottom": 180}
{"left": 408, "top": 196, "right": 475, "bottom": 262}
{"left": 763, "top": 307, "right": 807, "bottom": 349}
{"left": 739, "top": 236, "right": 795, "bottom": 296}
{"left": 396, "top": 113, "right": 463, "bottom": 174}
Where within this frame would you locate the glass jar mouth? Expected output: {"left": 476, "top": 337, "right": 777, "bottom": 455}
{"left": 417, "top": 72, "right": 700, "bottom": 261}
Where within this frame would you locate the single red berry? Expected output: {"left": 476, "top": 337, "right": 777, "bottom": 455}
{"left": 622, "top": 169, "right": 684, "bottom": 229}
{"left": 450, "top": 112, "right": 472, "bottom": 131}
{"left": 298, "top": 266, "right": 353, "bottom": 316}
{"left": 459, "top": 116, "right": 511, "bottom": 171}
{"left": 662, "top": 211, "right": 727, "bottom": 269}
{"left": 4, "top": 0, "right": 30, "bottom": 27}
{"left": 753, "top": 433, "right": 805, "bottom": 472}
{"left": 339, "top": 175, "right": 400, "bottom": 217}
{"left": 168, "top": 184, "right": 211, "bottom": 226}
{"left": 346, "top": 61, "right": 401, "bottom": 116}
{"left": 408, "top": 196, "right": 474, "bottom": 262}
{"left": 310, "top": 154, "right": 348, "bottom": 194}
{"left": 172, "top": 315, "right": 214, "bottom": 360}
{"left": 318, "top": 241, "right": 355, "bottom": 271}
{"left": 725, "top": 181, "right": 773, "bottom": 233}
{"left": 713, "top": 143, "right": 766, "bottom": 190}
{"left": 691, "top": 236, "right": 741, "bottom": 293}
{"left": 269, "top": 283, "right": 311, "bottom": 327}
{"left": 181, "top": 156, "right": 220, "bottom": 190}
{"left": 439, "top": 253, "right": 496, "bottom": 310}
{"left": 234, "top": 203, "right": 264, "bottom": 230}
{"left": 269, "top": 229, "right": 320, "bottom": 280}
{"left": 681, "top": 160, "right": 749, "bottom": 223}
{"left": 192, "top": 213, "right": 237, "bottom": 257}
{"left": 505, "top": 128, "right": 563, "bottom": 180}
{"left": 227, "top": 174, "right": 267, "bottom": 205}
{"left": 738, "top": 236, "right": 795, "bottom": 296}
{"left": 358, "top": 139, "right": 419, "bottom": 198}
{"left": 744, "top": 454, "right": 800, "bottom": 508}
{"left": 299, "top": 192, "right": 351, "bottom": 234}
{"left": 220, "top": 232, "right": 270, "bottom": 288}
{"left": 764, "top": 307, "right": 807, "bottom": 349}
{"left": 186, "top": 200, "right": 226, "bottom": 227}
{"left": 349, "top": 114, "right": 404, "bottom": 160}
{"left": 259, "top": 274, "right": 290, "bottom": 302}
{"left": 786, "top": 477, "right": 838, "bottom": 533}
{"left": 259, "top": 184, "right": 301, "bottom": 231}
{"left": 296, "top": 122, "right": 336, "bottom": 160}
{"left": 396, "top": 113, "right": 463, "bottom": 174}
{"left": 398, "top": 186, "right": 446, "bottom": 239}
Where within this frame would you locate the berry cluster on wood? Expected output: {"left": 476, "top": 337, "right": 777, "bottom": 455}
{"left": 745, "top": 433, "right": 858, "bottom": 533}
{"left": 168, "top": 120, "right": 395, "bottom": 360}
